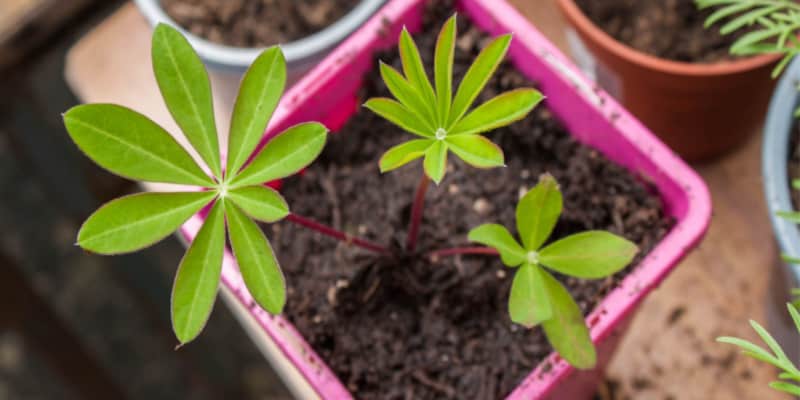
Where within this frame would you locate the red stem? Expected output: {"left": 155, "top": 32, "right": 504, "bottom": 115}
{"left": 286, "top": 213, "right": 391, "bottom": 255}
{"left": 427, "top": 246, "right": 499, "bottom": 262}
{"left": 405, "top": 174, "right": 431, "bottom": 253}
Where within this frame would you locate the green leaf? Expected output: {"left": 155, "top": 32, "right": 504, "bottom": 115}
{"left": 171, "top": 199, "right": 225, "bottom": 344}
{"left": 446, "top": 134, "right": 504, "bottom": 168}
{"left": 434, "top": 15, "right": 456, "bottom": 126}
{"left": 231, "top": 122, "right": 328, "bottom": 188}
{"left": 364, "top": 98, "right": 434, "bottom": 138}
{"left": 778, "top": 210, "right": 800, "bottom": 223}
{"left": 64, "top": 104, "right": 213, "bottom": 187}
{"left": 509, "top": 263, "right": 553, "bottom": 327}
{"left": 379, "top": 139, "right": 434, "bottom": 173}
{"left": 769, "top": 381, "right": 800, "bottom": 396}
{"left": 449, "top": 89, "right": 543, "bottom": 136}
{"left": 399, "top": 27, "right": 437, "bottom": 116}
{"left": 750, "top": 319, "right": 791, "bottom": 364}
{"left": 717, "top": 336, "right": 781, "bottom": 368}
{"left": 379, "top": 62, "right": 437, "bottom": 129}
{"left": 227, "top": 185, "right": 289, "bottom": 223}
{"left": 423, "top": 140, "right": 448, "bottom": 185}
{"left": 152, "top": 23, "right": 221, "bottom": 179}
{"left": 226, "top": 47, "right": 286, "bottom": 176}
{"left": 447, "top": 34, "right": 512, "bottom": 128}
{"left": 78, "top": 191, "right": 215, "bottom": 254}
{"left": 517, "top": 174, "right": 562, "bottom": 251}
{"left": 540, "top": 270, "right": 596, "bottom": 369}
{"left": 539, "top": 231, "right": 638, "bottom": 279}
{"left": 788, "top": 303, "right": 800, "bottom": 335}
{"left": 468, "top": 223, "right": 526, "bottom": 266}
{"left": 226, "top": 202, "right": 286, "bottom": 314}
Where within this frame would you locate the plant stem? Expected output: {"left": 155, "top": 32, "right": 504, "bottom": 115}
{"left": 286, "top": 213, "right": 391, "bottom": 255}
{"left": 427, "top": 246, "right": 499, "bottom": 262}
{"left": 406, "top": 174, "right": 431, "bottom": 253}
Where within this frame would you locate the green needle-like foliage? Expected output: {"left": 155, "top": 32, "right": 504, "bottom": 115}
{"left": 365, "top": 14, "right": 544, "bottom": 184}
{"left": 718, "top": 303, "right": 800, "bottom": 396}
{"left": 63, "top": 24, "right": 328, "bottom": 344}
{"left": 697, "top": 0, "right": 800, "bottom": 78}
{"left": 468, "top": 174, "right": 638, "bottom": 368}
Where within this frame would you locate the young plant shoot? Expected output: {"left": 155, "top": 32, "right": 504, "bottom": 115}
{"left": 467, "top": 174, "right": 638, "bottom": 368}
{"left": 697, "top": 0, "right": 800, "bottom": 78}
{"left": 718, "top": 304, "right": 800, "bottom": 396}
{"left": 364, "top": 14, "right": 543, "bottom": 251}
{"left": 63, "top": 23, "right": 329, "bottom": 345}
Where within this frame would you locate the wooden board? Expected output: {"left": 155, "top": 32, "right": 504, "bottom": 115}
{"left": 65, "top": 3, "right": 789, "bottom": 399}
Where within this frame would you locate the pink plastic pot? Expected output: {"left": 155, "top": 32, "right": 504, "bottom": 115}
{"left": 180, "top": 0, "right": 711, "bottom": 398}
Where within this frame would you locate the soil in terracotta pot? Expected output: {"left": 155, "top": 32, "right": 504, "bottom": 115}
{"left": 270, "top": 2, "right": 674, "bottom": 398}
{"left": 162, "top": 0, "right": 359, "bottom": 47}
{"left": 788, "top": 123, "right": 800, "bottom": 209}
{"left": 574, "top": 0, "right": 750, "bottom": 63}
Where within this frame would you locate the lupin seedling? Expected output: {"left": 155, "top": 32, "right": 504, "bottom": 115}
{"left": 365, "top": 14, "right": 543, "bottom": 251}
{"left": 468, "top": 174, "right": 638, "bottom": 368}
{"left": 64, "top": 23, "right": 329, "bottom": 344}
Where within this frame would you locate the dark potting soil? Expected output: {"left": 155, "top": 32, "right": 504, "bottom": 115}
{"left": 162, "top": 0, "right": 359, "bottom": 47}
{"left": 270, "top": 3, "right": 674, "bottom": 399}
{"left": 574, "top": 0, "right": 750, "bottom": 63}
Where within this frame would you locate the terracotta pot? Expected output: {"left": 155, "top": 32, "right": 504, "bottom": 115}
{"left": 556, "top": 0, "right": 781, "bottom": 161}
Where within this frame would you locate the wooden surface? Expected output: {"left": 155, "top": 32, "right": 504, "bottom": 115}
{"left": 65, "top": 2, "right": 789, "bottom": 399}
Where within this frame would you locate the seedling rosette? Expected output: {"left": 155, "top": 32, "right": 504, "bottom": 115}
{"left": 63, "top": 24, "right": 328, "bottom": 344}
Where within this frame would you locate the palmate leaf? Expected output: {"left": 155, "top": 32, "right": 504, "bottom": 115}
{"left": 227, "top": 185, "right": 289, "bottom": 223}
{"left": 152, "top": 23, "right": 221, "bottom": 179}
{"left": 368, "top": 15, "right": 541, "bottom": 185}
{"left": 226, "top": 47, "right": 286, "bottom": 176}
{"left": 226, "top": 201, "right": 286, "bottom": 314}
{"left": 517, "top": 174, "right": 562, "bottom": 251}
{"left": 78, "top": 191, "right": 216, "bottom": 254}
{"left": 64, "top": 104, "right": 213, "bottom": 187}
{"left": 540, "top": 270, "right": 596, "bottom": 369}
{"left": 230, "top": 122, "right": 328, "bottom": 188}
{"left": 468, "top": 223, "right": 526, "bottom": 266}
{"left": 172, "top": 199, "right": 225, "bottom": 344}
{"left": 538, "top": 231, "right": 638, "bottom": 279}
{"left": 509, "top": 263, "right": 552, "bottom": 327}
{"left": 468, "top": 175, "right": 638, "bottom": 369}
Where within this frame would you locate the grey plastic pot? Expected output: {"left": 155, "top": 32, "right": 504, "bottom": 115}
{"left": 133, "top": 0, "right": 385, "bottom": 122}
{"left": 763, "top": 56, "right": 800, "bottom": 362}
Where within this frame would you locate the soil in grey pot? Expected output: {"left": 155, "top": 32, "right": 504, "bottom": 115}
{"left": 162, "top": 0, "right": 360, "bottom": 47}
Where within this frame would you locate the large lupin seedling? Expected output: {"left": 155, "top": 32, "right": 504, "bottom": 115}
{"left": 64, "top": 24, "right": 328, "bottom": 344}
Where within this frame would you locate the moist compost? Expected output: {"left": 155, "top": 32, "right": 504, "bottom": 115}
{"left": 162, "top": 0, "right": 359, "bottom": 47}
{"left": 575, "top": 0, "right": 750, "bottom": 63}
{"left": 271, "top": 3, "right": 673, "bottom": 399}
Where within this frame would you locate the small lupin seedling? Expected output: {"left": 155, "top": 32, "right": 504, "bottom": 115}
{"left": 467, "top": 174, "right": 638, "bottom": 368}
{"left": 64, "top": 24, "right": 330, "bottom": 345}
{"left": 365, "top": 14, "right": 543, "bottom": 251}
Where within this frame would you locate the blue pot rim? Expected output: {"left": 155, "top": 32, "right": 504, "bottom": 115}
{"left": 763, "top": 57, "right": 800, "bottom": 286}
